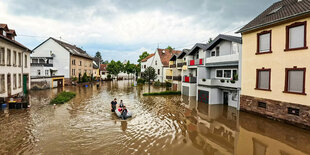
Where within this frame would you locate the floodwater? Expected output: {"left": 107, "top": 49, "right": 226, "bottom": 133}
{"left": 1, "top": 81, "right": 310, "bottom": 155}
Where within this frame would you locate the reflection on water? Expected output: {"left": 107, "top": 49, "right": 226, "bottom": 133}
{"left": 1, "top": 80, "right": 310, "bottom": 155}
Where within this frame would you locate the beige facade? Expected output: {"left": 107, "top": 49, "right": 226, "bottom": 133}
{"left": 242, "top": 17, "right": 310, "bottom": 106}
{"left": 70, "top": 55, "right": 93, "bottom": 78}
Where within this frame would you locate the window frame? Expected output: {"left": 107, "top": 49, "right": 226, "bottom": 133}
{"left": 255, "top": 68, "right": 271, "bottom": 91}
{"left": 0, "top": 74, "right": 5, "bottom": 93}
{"left": 285, "top": 21, "right": 308, "bottom": 51}
{"left": 0, "top": 47, "right": 5, "bottom": 65}
{"left": 7, "top": 48, "right": 11, "bottom": 66}
{"left": 256, "top": 30, "right": 272, "bottom": 55}
{"left": 283, "top": 67, "right": 306, "bottom": 95}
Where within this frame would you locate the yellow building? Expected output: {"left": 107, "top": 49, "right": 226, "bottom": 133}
{"left": 238, "top": 0, "right": 310, "bottom": 128}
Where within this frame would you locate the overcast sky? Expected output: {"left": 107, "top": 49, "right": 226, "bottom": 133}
{"left": 0, "top": 0, "right": 277, "bottom": 63}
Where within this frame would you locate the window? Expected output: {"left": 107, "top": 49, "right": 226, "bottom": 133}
{"left": 216, "top": 47, "right": 220, "bottom": 56}
{"left": 144, "top": 65, "right": 146, "bottom": 68}
{"left": 72, "top": 69, "right": 75, "bottom": 76}
{"left": 13, "top": 74, "right": 16, "bottom": 89}
{"left": 196, "top": 53, "right": 199, "bottom": 59}
{"left": 257, "top": 30, "right": 271, "bottom": 54}
{"left": 211, "top": 51, "right": 215, "bottom": 57}
{"left": 284, "top": 67, "right": 306, "bottom": 94}
{"left": 285, "top": 21, "right": 307, "bottom": 51}
{"left": 216, "top": 70, "right": 223, "bottom": 78}
{"left": 24, "top": 55, "right": 27, "bottom": 68}
{"left": 158, "top": 69, "right": 160, "bottom": 75}
{"left": 224, "top": 70, "right": 231, "bottom": 78}
{"left": 0, "top": 47, "right": 5, "bottom": 65}
{"left": 18, "top": 74, "right": 21, "bottom": 88}
{"left": 37, "top": 70, "right": 41, "bottom": 76}
{"left": 13, "top": 51, "right": 16, "bottom": 66}
{"left": 79, "top": 61, "right": 82, "bottom": 66}
{"left": 72, "top": 59, "right": 76, "bottom": 65}
{"left": 0, "top": 74, "right": 5, "bottom": 93}
{"left": 7, "top": 49, "right": 11, "bottom": 65}
{"left": 45, "top": 70, "right": 49, "bottom": 76}
{"left": 232, "top": 42, "right": 239, "bottom": 54}
{"left": 18, "top": 53, "right": 21, "bottom": 66}
{"left": 233, "top": 70, "right": 238, "bottom": 80}
{"left": 155, "top": 61, "right": 157, "bottom": 65}
{"left": 89, "top": 63, "right": 92, "bottom": 67}
{"left": 256, "top": 68, "right": 271, "bottom": 91}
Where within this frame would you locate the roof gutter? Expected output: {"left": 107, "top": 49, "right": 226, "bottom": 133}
{"left": 237, "top": 10, "right": 310, "bottom": 34}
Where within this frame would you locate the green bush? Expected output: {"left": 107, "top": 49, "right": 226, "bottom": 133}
{"left": 107, "top": 74, "right": 112, "bottom": 79}
{"left": 81, "top": 73, "right": 88, "bottom": 82}
{"left": 137, "top": 78, "right": 145, "bottom": 84}
{"left": 72, "top": 77, "right": 78, "bottom": 81}
{"left": 154, "top": 81, "right": 161, "bottom": 87}
{"left": 50, "top": 91, "right": 76, "bottom": 104}
{"left": 165, "top": 81, "right": 172, "bottom": 87}
{"left": 143, "top": 91, "right": 181, "bottom": 96}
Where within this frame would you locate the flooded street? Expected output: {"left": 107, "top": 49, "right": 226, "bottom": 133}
{"left": 1, "top": 80, "right": 310, "bottom": 155}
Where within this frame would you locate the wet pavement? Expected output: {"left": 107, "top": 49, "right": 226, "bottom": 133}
{"left": 1, "top": 80, "right": 310, "bottom": 155}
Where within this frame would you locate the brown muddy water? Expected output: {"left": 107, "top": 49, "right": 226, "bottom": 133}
{"left": 1, "top": 80, "right": 310, "bottom": 155}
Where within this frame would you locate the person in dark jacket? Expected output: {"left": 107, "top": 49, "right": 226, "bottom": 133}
{"left": 120, "top": 106, "right": 128, "bottom": 119}
{"left": 111, "top": 98, "right": 117, "bottom": 112}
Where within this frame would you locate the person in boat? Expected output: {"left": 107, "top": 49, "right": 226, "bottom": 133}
{"left": 111, "top": 98, "right": 117, "bottom": 112}
{"left": 119, "top": 100, "right": 125, "bottom": 108}
{"left": 120, "top": 106, "right": 128, "bottom": 119}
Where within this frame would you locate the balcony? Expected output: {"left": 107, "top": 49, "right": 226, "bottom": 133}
{"left": 30, "top": 63, "right": 53, "bottom": 67}
{"left": 205, "top": 54, "right": 239, "bottom": 66}
{"left": 173, "top": 76, "right": 181, "bottom": 81}
{"left": 166, "top": 76, "right": 172, "bottom": 80}
{"left": 198, "top": 78, "right": 240, "bottom": 88}
{"left": 188, "top": 59, "right": 204, "bottom": 66}
{"left": 183, "top": 76, "right": 197, "bottom": 83}
{"left": 177, "top": 62, "right": 185, "bottom": 68}
{"left": 169, "top": 64, "right": 176, "bottom": 68}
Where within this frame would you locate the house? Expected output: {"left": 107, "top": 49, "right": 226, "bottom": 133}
{"left": 140, "top": 53, "right": 155, "bottom": 74}
{"left": 100, "top": 64, "right": 109, "bottom": 80}
{"left": 197, "top": 34, "right": 242, "bottom": 108}
{"left": 166, "top": 49, "right": 190, "bottom": 91}
{"left": 0, "top": 23, "right": 31, "bottom": 100}
{"left": 93, "top": 57, "right": 101, "bottom": 80}
{"left": 30, "top": 56, "right": 65, "bottom": 89}
{"left": 31, "top": 37, "right": 93, "bottom": 85}
{"left": 237, "top": 0, "right": 310, "bottom": 128}
{"left": 181, "top": 43, "right": 208, "bottom": 96}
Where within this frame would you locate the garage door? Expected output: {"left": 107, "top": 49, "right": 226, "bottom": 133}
{"left": 182, "top": 86, "right": 189, "bottom": 96}
{"left": 198, "top": 90, "right": 209, "bottom": 104}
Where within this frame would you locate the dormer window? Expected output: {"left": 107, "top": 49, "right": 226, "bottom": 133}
{"left": 3, "top": 31, "right": 6, "bottom": 36}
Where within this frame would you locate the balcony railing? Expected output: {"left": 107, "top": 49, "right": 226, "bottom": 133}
{"left": 31, "top": 63, "right": 53, "bottom": 67}
{"left": 169, "top": 64, "right": 176, "bottom": 68}
{"left": 183, "top": 76, "right": 197, "bottom": 83}
{"left": 188, "top": 59, "right": 204, "bottom": 66}
{"left": 173, "top": 76, "right": 181, "bottom": 81}
{"left": 198, "top": 78, "right": 240, "bottom": 88}
{"left": 166, "top": 76, "right": 172, "bottom": 80}
{"left": 177, "top": 62, "right": 186, "bottom": 68}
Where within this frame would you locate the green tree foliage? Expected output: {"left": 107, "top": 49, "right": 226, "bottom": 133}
{"left": 107, "top": 60, "right": 124, "bottom": 79}
{"left": 208, "top": 38, "right": 213, "bottom": 44}
{"left": 95, "top": 51, "right": 103, "bottom": 63}
{"left": 166, "top": 46, "right": 174, "bottom": 52}
{"left": 141, "top": 66, "right": 157, "bottom": 92}
{"left": 137, "top": 51, "right": 149, "bottom": 63}
{"left": 102, "top": 60, "right": 109, "bottom": 64}
{"left": 124, "top": 61, "right": 136, "bottom": 80}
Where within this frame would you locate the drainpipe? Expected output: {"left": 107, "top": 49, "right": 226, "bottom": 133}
{"left": 21, "top": 49, "right": 24, "bottom": 95}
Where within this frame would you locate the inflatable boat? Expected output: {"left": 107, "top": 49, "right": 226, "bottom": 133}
{"left": 115, "top": 108, "right": 132, "bottom": 119}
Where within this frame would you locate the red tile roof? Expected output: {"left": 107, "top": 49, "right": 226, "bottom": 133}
{"left": 100, "top": 64, "right": 108, "bottom": 71}
{"left": 141, "top": 53, "right": 155, "bottom": 62}
{"left": 157, "top": 48, "right": 182, "bottom": 66}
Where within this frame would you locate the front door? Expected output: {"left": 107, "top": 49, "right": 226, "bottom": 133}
{"left": 57, "top": 79, "right": 63, "bottom": 88}
{"left": 7, "top": 74, "right": 11, "bottom": 96}
{"left": 23, "top": 74, "right": 28, "bottom": 95}
{"left": 223, "top": 92, "right": 229, "bottom": 105}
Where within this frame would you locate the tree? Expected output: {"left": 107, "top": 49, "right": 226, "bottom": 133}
{"left": 137, "top": 51, "right": 149, "bottom": 63}
{"left": 106, "top": 60, "right": 124, "bottom": 79}
{"left": 142, "top": 66, "right": 157, "bottom": 93}
{"left": 95, "top": 51, "right": 103, "bottom": 63}
{"left": 124, "top": 61, "right": 135, "bottom": 81}
{"left": 166, "top": 46, "right": 174, "bottom": 52}
{"left": 102, "top": 60, "right": 109, "bottom": 64}
{"left": 208, "top": 38, "right": 213, "bottom": 44}
{"left": 134, "top": 64, "right": 141, "bottom": 81}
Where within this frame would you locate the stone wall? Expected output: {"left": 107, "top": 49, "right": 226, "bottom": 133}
{"left": 240, "top": 95, "right": 310, "bottom": 129}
